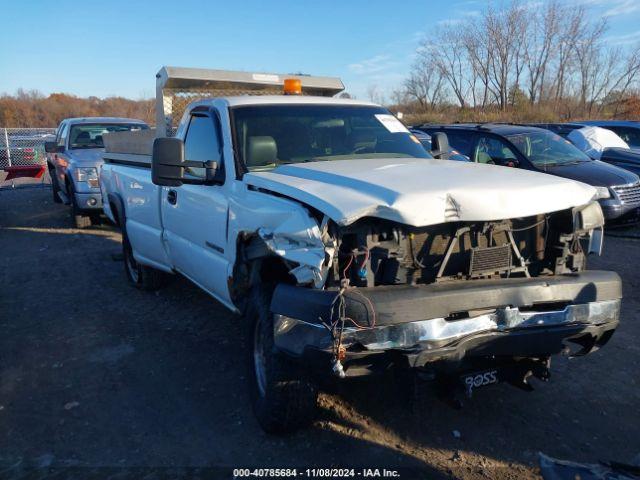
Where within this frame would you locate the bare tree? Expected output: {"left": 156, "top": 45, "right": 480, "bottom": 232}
{"left": 389, "top": 87, "right": 409, "bottom": 106}
{"left": 426, "top": 27, "right": 470, "bottom": 107}
{"left": 572, "top": 17, "right": 608, "bottom": 115}
{"left": 508, "top": 3, "right": 529, "bottom": 106}
{"left": 366, "top": 85, "right": 385, "bottom": 105}
{"left": 524, "top": 0, "right": 561, "bottom": 103}
{"left": 463, "top": 25, "right": 493, "bottom": 108}
{"left": 405, "top": 51, "right": 445, "bottom": 109}
{"left": 548, "top": 6, "right": 585, "bottom": 106}
{"left": 402, "top": 0, "right": 640, "bottom": 118}
{"left": 580, "top": 44, "right": 640, "bottom": 117}
{"left": 608, "top": 46, "right": 640, "bottom": 116}
{"left": 482, "top": 3, "right": 528, "bottom": 110}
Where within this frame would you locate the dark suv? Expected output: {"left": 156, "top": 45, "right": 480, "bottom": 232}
{"left": 416, "top": 123, "right": 640, "bottom": 224}
{"left": 533, "top": 122, "right": 640, "bottom": 177}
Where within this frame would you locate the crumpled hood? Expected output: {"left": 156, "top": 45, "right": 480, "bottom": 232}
{"left": 67, "top": 148, "right": 105, "bottom": 167}
{"left": 244, "top": 157, "right": 597, "bottom": 227}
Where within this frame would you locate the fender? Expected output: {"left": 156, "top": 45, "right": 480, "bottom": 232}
{"left": 107, "top": 192, "right": 126, "bottom": 230}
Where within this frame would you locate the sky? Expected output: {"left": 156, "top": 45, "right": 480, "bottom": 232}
{"left": 1, "top": 0, "right": 640, "bottom": 101}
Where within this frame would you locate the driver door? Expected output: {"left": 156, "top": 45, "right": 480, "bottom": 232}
{"left": 51, "top": 122, "right": 70, "bottom": 192}
{"left": 160, "top": 111, "right": 230, "bottom": 302}
{"left": 473, "top": 135, "right": 520, "bottom": 167}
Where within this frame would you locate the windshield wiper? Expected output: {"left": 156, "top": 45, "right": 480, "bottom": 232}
{"left": 278, "top": 159, "right": 317, "bottom": 165}
{"left": 554, "top": 160, "right": 586, "bottom": 166}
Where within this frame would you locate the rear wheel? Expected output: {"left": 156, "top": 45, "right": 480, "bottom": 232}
{"left": 246, "top": 285, "right": 318, "bottom": 434}
{"left": 122, "top": 233, "right": 168, "bottom": 291}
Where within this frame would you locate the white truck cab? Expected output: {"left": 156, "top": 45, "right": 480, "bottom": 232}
{"left": 100, "top": 67, "right": 621, "bottom": 433}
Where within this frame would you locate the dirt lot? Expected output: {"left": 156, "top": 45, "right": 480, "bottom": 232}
{"left": 1, "top": 187, "right": 639, "bottom": 479}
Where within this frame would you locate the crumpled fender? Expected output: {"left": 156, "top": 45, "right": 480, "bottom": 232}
{"left": 256, "top": 218, "right": 328, "bottom": 288}
{"left": 228, "top": 188, "right": 334, "bottom": 288}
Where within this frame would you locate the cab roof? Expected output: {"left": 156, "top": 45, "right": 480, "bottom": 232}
{"left": 62, "top": 117, "right": 148, "bottom": 125}
{"left": 208, "top": 95, "right": 377, "bottom": 108}
{"left": 418, "top": 123, "right": 550, "bottom": 136}
{"left": 580, "top": 120, "right": 640, "bottom": 127}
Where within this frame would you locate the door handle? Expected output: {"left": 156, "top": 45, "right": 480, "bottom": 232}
{"left": 167, "top": 189, "right": 177, "bottom": 205}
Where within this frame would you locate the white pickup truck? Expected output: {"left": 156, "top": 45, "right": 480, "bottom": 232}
{"left": 100, "top": 67, "right": 622, "bottom": 433}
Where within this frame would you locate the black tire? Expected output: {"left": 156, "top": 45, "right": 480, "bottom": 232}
{"left": 245, "top": 285, "right": 318, "bottom": 434}
{"left": 67, "top": 179, "right": 92, "bottom": 229}
{"left": 122, "top": 233, "right": 168, "bottom": 291}
{"left": 49, "top": 166, "right": 62, "bottom": 204}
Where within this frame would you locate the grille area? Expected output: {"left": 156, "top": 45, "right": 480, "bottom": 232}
{"left": 469, "top": 244, "right": 512, "bottom": 277}
{"left": 612, "top": 182, "right": 640, "bottom": 206}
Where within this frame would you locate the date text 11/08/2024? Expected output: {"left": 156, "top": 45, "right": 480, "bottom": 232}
{"left": 233, "top": 468, "right": 401, "bottom": 478}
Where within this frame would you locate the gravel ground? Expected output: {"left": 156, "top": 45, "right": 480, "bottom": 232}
{"left": 1, "top": 187, "right": 639, "bottom": 479}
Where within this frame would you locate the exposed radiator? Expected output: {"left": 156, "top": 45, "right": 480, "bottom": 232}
{"left": 469, "top": 244, "right": 512, "bottom": 277}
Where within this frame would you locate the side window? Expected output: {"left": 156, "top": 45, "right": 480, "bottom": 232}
{"left": 445, "top": 132, "right": 474, "bottom": 156}
{"left": 474, "top": 136, "right": 517, "bottom": 165}
{"left": 57, "top": 123, "right": 69, "bottom": 148}
{"left": 183, "top": 114, "right": 222, "bottom": 179}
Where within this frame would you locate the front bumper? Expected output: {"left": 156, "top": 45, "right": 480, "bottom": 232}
{"left": 74, "top": 192, "right": 103, "bottom": 211}
{"left": 271, "top": 271, "right": 621, "bottom": 376}
{"left": 599, "top": 199, "right": 640, "bottom": 223}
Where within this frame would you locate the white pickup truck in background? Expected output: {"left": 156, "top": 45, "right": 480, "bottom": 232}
{"left": 100, "top": 67, "right": 622, "bottom": 433}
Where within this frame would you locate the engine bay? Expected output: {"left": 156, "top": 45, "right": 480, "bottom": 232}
{"left": 327, "top": 207, "right": 592, "bottom": 289}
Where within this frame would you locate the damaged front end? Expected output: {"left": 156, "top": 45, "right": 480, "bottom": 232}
{"left": 255, "top": 214, "right": 335, "bottom": 289}
{"left": 250, "top": 200, "right": 620, "bottom": 384}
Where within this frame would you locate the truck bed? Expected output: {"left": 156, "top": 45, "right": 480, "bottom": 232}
{"left": 103, "top": 129, "right": 155, "bottom": 166}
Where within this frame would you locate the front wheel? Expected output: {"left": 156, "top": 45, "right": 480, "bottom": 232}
{"left": 122, "top": 234, "right": 168, "bottom": 291}
{"left": 246, "top": 285, "right": 318, "bottom": 434}
{"left": 67, "top": 180, "right": 92, "bottom": 228}
{"left": 49, "top": 166, "right": 62, "bottom": 204}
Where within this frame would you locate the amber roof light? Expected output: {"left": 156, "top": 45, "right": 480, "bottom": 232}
{"left": 283, "top": 78, "right": 302, "bottom": 95}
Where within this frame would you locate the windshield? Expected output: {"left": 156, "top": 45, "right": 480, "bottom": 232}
{"left": 69, "top": 123, "right": 148, "bottom": 149}
{"left": 507, "top": 131, "right": 591, "bottom": 167}
{"left": 415, "top": 136, "right": 432, "bottom": 150}
{"left": 232, "top": 105, "right": 431, "bottom": 171}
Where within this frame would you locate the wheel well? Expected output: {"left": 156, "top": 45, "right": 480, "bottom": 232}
{"left": 257, "top": 257, "right": 292, "bottom": 284}
{"left": 109, "top": 201, "right": 121, "bottom": 226}
{"left": 107, "top": 193, "right": 126, "bottom": 229}
{"left": 230, "top": 235, "right": 295, "bottom": 305}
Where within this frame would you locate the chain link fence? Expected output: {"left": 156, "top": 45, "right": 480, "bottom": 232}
{"left": 1, "top": 128, "right": 56, "bottom": 188}
{"left": 0, "top": 128, "right": 55, "bottom": 167}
